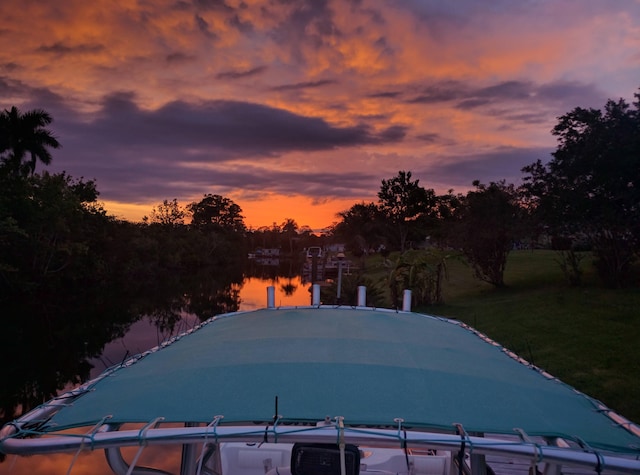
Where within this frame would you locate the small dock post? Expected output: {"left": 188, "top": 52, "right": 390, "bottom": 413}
{"left": 402, "top": 289, "right": 412, "bottom": 311}
{"left": 357, "top": 286, "right": 366, "bottom": 306}
{"left": 312, "top": 284, "right": 321, "bottom": 306}
{"left": 267, "top": 286, "right": 276, "bottom": 308}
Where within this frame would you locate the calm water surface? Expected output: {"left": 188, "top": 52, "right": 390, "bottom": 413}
{"left": 89, "top": 276, "right": 311, "bottom": 378}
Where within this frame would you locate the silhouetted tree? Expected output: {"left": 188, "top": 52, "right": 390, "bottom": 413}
{"left": 281, "top": 218, "right": 298, "bottom": 254}
{"left": 334, "top": 202, "right": 386, "bottom": 255}
{"left": 378, "top": 171, "right": 437, "bottom": 252}
{"left": 521, "top": 92, "right": 640, "bottom": 287}
{"left": 146, "top": 198, "right": 186, "bottom": 227}
{"left": 0, "top": 106, "right": 61, "bottom": 176}
{"left": 188, "top": 194, "right": 246, "bottom": 233}
{"left": 451, "top": 180, "right": 523, "bottom": 287}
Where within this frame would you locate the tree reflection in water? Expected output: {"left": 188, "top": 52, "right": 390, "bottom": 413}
{"left": 0, "top": 263, "right": 244, "bottom": 434}
{"left": 0, "top": 258, "right": 312, "bottom": 473}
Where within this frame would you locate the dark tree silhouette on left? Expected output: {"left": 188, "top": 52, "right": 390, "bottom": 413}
{"left": 0, "top": 106, "right": 61, "bottom": 176}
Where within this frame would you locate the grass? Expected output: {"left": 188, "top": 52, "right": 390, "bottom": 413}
{"left": 361, "top": 250, "right": 640, "bottom": 423}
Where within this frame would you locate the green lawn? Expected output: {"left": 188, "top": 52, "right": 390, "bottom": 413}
{"left": 364, "top": 250, "right": 640, "bottom": 423}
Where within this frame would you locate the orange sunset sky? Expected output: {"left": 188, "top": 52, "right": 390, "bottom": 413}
{"left": 1, "top": 0, "right": 639, "bottom": 231}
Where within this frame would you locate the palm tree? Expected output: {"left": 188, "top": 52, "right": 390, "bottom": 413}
{"left": 0, "top": 106, "right": 61, "bottom": 176}
{"left": 281, "top": 218, "right": 298, "bottom": 255}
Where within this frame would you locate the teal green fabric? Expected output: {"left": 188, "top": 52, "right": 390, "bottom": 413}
{"left": 48, "top": 307, "right": 640, "bottom": 454}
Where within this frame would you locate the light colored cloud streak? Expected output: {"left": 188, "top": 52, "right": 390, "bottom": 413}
{"left": 0, "top": 0, "right": 639, "bottom": 229}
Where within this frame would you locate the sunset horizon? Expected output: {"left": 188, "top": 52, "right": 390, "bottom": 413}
{"left": 1, "top": 0, "right": 638, "bottom": 231}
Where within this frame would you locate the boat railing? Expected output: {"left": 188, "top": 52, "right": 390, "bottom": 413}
{"left": 3, "top": 423, "right": 640, "bottom": 473}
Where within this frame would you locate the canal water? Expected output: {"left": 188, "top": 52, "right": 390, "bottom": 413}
{"left": 89, "top": 276, "right": 312, "bottom": 379}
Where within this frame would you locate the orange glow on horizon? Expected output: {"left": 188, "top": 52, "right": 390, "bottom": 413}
{"left": 101, "top": 194, "right": 359, "bottom": 232}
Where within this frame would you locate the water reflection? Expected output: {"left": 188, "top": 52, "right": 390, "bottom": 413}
{"left": 0, "top": 263, "right": 309, "bottom": 474}
{"left": 238, "top": 276, "right": 310, "bottom": 310}
{"left": 3, "top": 443, "right": 183, "bottom": 475}
{"left": 0, "top": 263, "right": 245, "bottom": 428}
{"left": 89, "top": 276, "right": 310, "bottom": 379}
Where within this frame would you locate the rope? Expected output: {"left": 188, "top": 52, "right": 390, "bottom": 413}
{"left": 273, "top": 415, "right": 282, "bottom": 444}
{"left": 514, "top": 428, "right": 544, "bottom": 471}
{"left": 454, "top": 423, "right": 468, "bottom": 475}
{"left": 336, "top": 417, "right": 346, "bottom": 475}
{"left": 65, "top": 440, "right": 85, "bottom": 475}
{"left": 65, "top": 416, "right": 111, "bottom": 475}
{"left": 125, "top": 417, "right": 164, "bottom": 475}
{"left": 196, "top": 415, "right": 223, "bottom": 475}
{"left": 576, "top": 437, "right": 605, "bottom": 474}
{"left": 394, "top": 418, "right": 410, "bottom": 474}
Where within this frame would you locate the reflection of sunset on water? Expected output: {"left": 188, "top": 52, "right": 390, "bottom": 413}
{"left": 238, "top": 276, "right": 311, "bottom": 310}
{"left": 2, "top": 443, "right": 183, "bottom": 475}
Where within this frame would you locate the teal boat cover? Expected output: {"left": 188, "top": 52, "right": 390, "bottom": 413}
{"left": 45, "top": 307, "right": 640, "bottom": 454}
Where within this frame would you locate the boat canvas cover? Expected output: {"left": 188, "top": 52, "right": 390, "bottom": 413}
{"left": 43, "top": 307, "right": 640, "bottom": 454}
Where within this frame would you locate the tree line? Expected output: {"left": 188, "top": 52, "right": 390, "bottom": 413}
{"left": 332, "top": 92, "right": 640, "bottom": 292}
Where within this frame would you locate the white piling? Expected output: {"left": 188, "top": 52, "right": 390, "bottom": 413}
{"left": 402, "top": 289, "right": 412, "bottom": 311}
{"left": 357, "top": 286, "right": 367, "bottom": 307}
{"left": 312, "top": 284, "right": 321, "bottom": 306}
{"left": 267, "top": 286, "right": 275, "bottom": 308}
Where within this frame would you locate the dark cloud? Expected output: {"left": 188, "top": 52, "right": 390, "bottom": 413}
{"left": 454, "top": 81, "right": 532, "bottom": 109}
{"left": 498, "top": 111, "right": 551, "bottom": 127}
{"left": 194, "top": 0, "right": 234, "bottom": 12}
{"left": 42, "top": 93, "right": 405, "bottom": 204}
{"left": 355, "top": 113, "right": 389, "bottom": 121}
{"left": 422, "top": 146, "right": 553, "bottom": 189}
{"left": 453, "top": 80, "right": 606, "bottom": 111}
{"left": 377, "top": 125, "right": 407, "bottom": 142}
{"left": 216, "top": 65, "right": 267, "bottom": 80}
{"left": 5, "top": 71, "right": 610, "bottom": 213}
{"left": 535, "top": 81, "right": 605, "bottom": 108}
{"left": 477, "top": 80, "right": 531, "bottom": 100}
{"left": 1, "top": 62, "right": 20, "bottom": 72}
{"left": 361, "top": 6, "right": 386, "bottom": 26}
{"left": 407, "top": 81, "right": 465, "bottom": 104}
{"left": 166, "top": 52, "right": 197, "bottom": 63}
{"left": 36, "top": 42, "right": 105, "bottom": 56}
{"left": 195, "top": 14, "right": 217, "bottom": 39}
{"left": 400, "top": 79, "right": 605, "bottom": 115}
{"left": 172, "top": 1, "right": 192, "bottom": 11}
{"left": 195, "top": 167, "right": 381, "bottom": 201}
{"left": 415, "top": 132, "right": 441, "bottom": 143}
{"left": 368, "top": 91, "right": 402, "bottom": 99}
{"left": 0, "top": 77, "right": 71, "bottom": 114}
{"left": 270, "top": 0, "right": 338, "bottom": 62}
{"left": 44, "top": 92, "right": 405, "bottom": 157}
{"left": 270, "top": 79, "right": 337, "bottom": 91}
{"left": 227, "top": 13, "right": 253, "bottom": 33}
{"left": 85, "top": 163, "right": 381, "bottom": 205}
{"left": 455, "top": 98, "right": 491, "bottom": 110}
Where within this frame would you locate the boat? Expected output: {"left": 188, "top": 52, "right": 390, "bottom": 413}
{"left": 2, "top": 286, "right": 640, "bottom": 475}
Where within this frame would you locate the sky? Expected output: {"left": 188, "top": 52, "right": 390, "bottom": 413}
{"left": 1, "top": 0, "right": 639, "bottom": 231}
